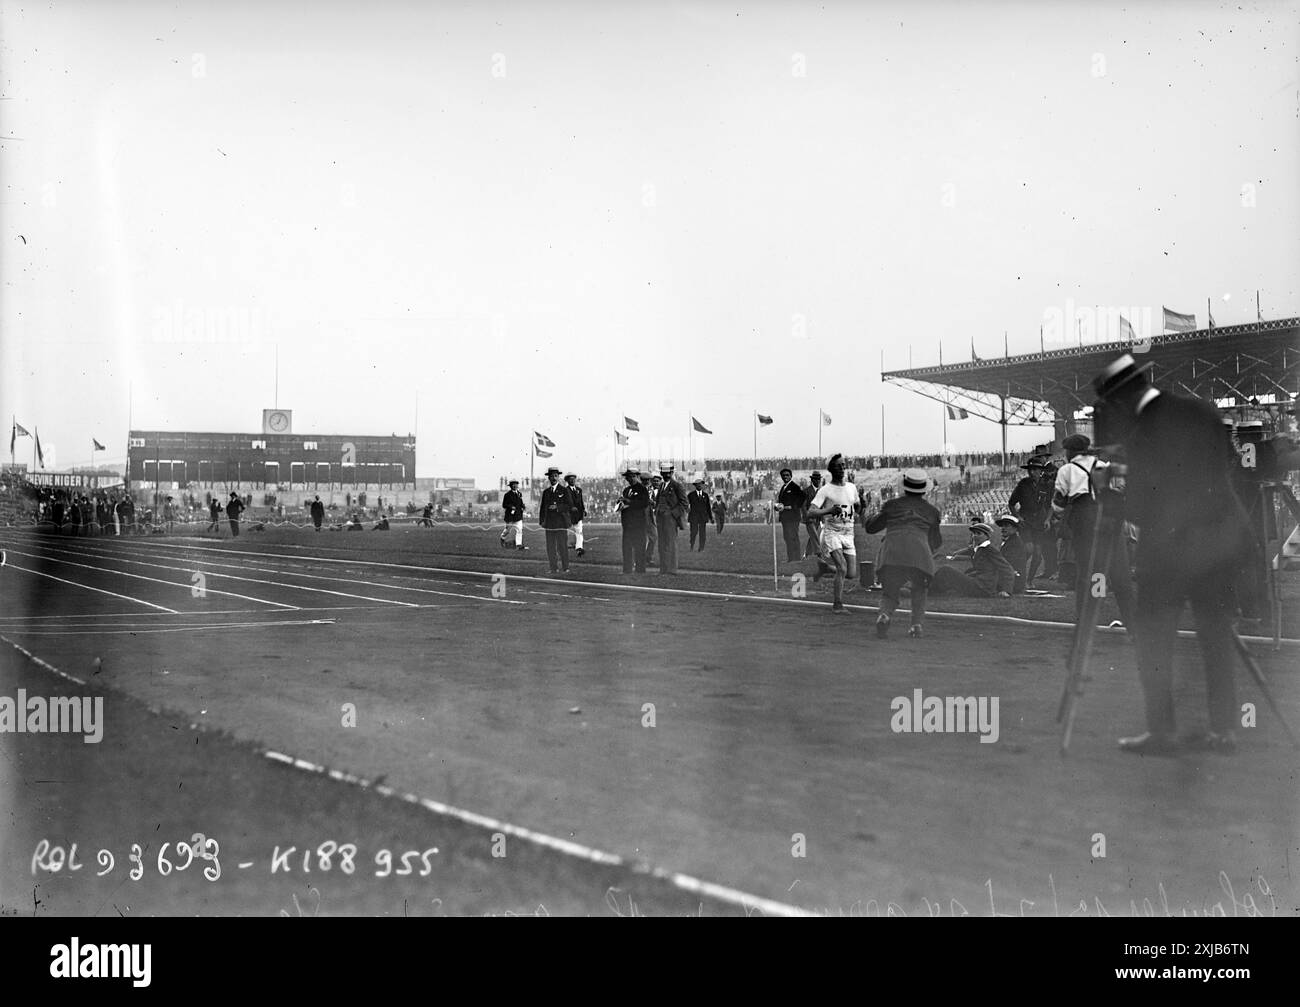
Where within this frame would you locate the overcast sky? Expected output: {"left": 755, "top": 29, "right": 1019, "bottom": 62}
{"left": 2, "top": 0, "right": 1297, "bottom": 484}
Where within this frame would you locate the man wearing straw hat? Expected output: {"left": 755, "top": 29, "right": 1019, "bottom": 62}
{"left": 863, "top": 468, "right": 943, "bottom": 637}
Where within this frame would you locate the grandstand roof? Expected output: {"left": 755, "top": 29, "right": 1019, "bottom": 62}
{"left": 882, "top": 317, "right": 1299, "bottom": 425}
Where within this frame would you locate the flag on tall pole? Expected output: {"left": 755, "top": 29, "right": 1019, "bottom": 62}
{"left": 1207, "top": 298, "right": 1215, "bottom": 329}
{"left": 1162, "top": 306, "right": 1196, "bottom": 333}
{"left": 533, "top": 431, "right": 555, "bottom": 448}
{"left": 92, "top": 438, "right": 106, "bottom": 452}
{"left": 614, "top": 430, "right": 629, "bottom": 446}
{"left": 756, "top": 413, "right": 773, "bottom": 426}
{"left": 1118, "top": 315, "right": 1136, "bottom": 343}
{"left": 691, "top": 416, "right": 712, "bottom": 434}
{"left": 623, "top": 417, "right": 640, "bottom": 432}
{"left": 533, "top": 443, "right": 553, "bottom": 458}
{"left": 11, "top": 419, "right": 30, "bottom": 458}
{"left": 946, "top": 404, "right": 969, "bottom": 420}
{"left": 35, "top": 429, "right": 45, "bottom": 469}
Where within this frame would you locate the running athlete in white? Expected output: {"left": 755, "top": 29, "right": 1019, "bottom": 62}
{"left": 806, "top": 453, "right": 859, "bottom": 613}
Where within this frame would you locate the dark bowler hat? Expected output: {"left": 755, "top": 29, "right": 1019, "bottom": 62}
{"left": 623, "top": 466, "right": 640, "bottom": 477}
{"left": 1062, "top": 434, "right": 1091, "bottom": 453}
{"left": 809, "top": 470, "right": 823, "bottom": 481}
{"left": 1093, "top": 353, "right": 1154, "bottom": 400}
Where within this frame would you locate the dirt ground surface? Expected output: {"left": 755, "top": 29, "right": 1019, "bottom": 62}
{"left": 1, "top": 525, "right": 1296, "bottom": 916}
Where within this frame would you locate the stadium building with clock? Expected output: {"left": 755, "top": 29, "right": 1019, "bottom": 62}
{"left": 125, "top": 408, "right": 417, "bottom": 501}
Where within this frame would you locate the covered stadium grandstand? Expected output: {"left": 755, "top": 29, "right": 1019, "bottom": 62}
{"left": 882, "top": 316, "right": 1300, "bottom": 456}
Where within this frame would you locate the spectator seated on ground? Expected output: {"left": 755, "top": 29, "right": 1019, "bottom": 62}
{"left": 994, "top": 513, "right": 1028, "bottom": 593}
{"left": 345, "top": 514, "right": 364, "bottom": 531}
{"left": 931, "top": 522, "right": 1017, "bottom": 598}
{"left": 373, "top": 514, "right": 390, "bottom": 531}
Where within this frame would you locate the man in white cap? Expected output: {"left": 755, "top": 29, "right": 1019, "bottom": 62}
{"left": 805, "top": 453, "right": 859, "bottom": 613}
{"left": 500, "top": 479, "right": 526, "bottom": 550}
{"left": 1092, "top": 353, "right": 1257, "bottom": 755}
{"left": 863, "top": 468, "right": 943, "bottom": 637}
{"left": 564, "top": 473, "right": 586, "bottom": 557}
{"left": 653, "top": 461, "right": 688, "bottom": 574}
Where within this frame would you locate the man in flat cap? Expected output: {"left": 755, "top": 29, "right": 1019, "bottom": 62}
{"left": 687, "top": 478, "right": 712, "bottom": 551}
{"left": 564, "top": 473, "right": 587, "bottom": 557}
{"left": 995, "top": 514, "right": 1028, "bottom": 592}
{"left": 500, "top": 479, "right": 526, "bottom": 550}
{"left": 653, "top": 462, "right": 689, "bottom": 574}
{"left": 932, "top": 522, "right": 1017, "bottom": 598}
{"left": 1092, "top": 354, "right": 1257, "bottom": 754}
{"left": 538, "top": 466, "right": 573, "bottom": 573}
{"left": 617, "top": 467, "right": 650, "bottom": 573}
{"left": 1052, "top": 434, "right": 1096, "bottom": 589}
{"left": 775, "top": 467, "right": 806, "bottom": 562}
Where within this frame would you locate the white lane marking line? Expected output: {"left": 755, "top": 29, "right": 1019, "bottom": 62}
{"left": 261, "top": 750, "right": 815, "bottom": 918}
{"left": 32, "top": 542, "right": 417, "bottom": 609}
{"left": 64, "top": 539, "right": 519, "bottom": 607}
{"left": 11, "top": 619, "right": 338, "bottom": 636}
{"left": 2, "top": 562, "right": 179, "bottom": 613}
{"left": 24, "top": 543, "right": 303, "bottom": 611}
{"left": 0, "top": 634, "right": 89, "bottom": 685}
{"left": 23, "top": 537, "right": 1295, "bottom": 646}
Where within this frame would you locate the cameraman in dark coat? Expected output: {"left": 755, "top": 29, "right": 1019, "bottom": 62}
{"left": 1092, "top": 354, "right": 1257, "bottom": 755}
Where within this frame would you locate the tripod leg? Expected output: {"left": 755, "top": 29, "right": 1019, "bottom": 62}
{"left": 1058, "top": 501, "right": 1115, "bottom": 755}
{"left": 1232, "top": 630, "right": 1300, "bottom": 749}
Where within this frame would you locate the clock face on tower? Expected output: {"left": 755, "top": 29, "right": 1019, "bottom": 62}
{"left": 263, "top": 409, "right": 292, "bottom": 434}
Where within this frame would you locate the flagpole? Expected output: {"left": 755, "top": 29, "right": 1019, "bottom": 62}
{"left": 818, "top": 409, "right": 822, "bottom": 459}
{"left": 529, "top": 433, "right": 534, "bottom": 507}
{"left": 752, "top": 412, "right": 757, "bottom": 479}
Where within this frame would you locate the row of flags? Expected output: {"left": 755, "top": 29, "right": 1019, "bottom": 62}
{"left": 9, "top": 421, "right": 107, "bottom": 469}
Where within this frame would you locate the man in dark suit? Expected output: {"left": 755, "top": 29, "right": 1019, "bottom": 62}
{"left": 1092, "top": 354, "right": 1257, "bottom": 755}
{"left": 310, "top": 494, "right": 325, "bottom": 532}
{"left": 538, "top": 466, "right": 573, "bottom": 573}
{"left": 776, "top": 467, "right": 806, "bottom": 562}
{"left": 618, "top": 467, "right": 650, "bottom": 573}
{"left": 687, "top": 479, "right": 712, "bottom": 551}
{"left": 564, "top": 473, "right": 587, "bottom": 557}
{"left": 653, "top": 462, "right": 688, "bottom": 574}
{"left": 226, "top": 491, "right": 243, "bottom": 538}
{"left": 712, "top": 494, "right": 727, "bottom": 534}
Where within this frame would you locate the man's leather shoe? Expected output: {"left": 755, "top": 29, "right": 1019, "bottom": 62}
{"left": 1118, "top": 732, "right": 1181, "bottom": 756}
